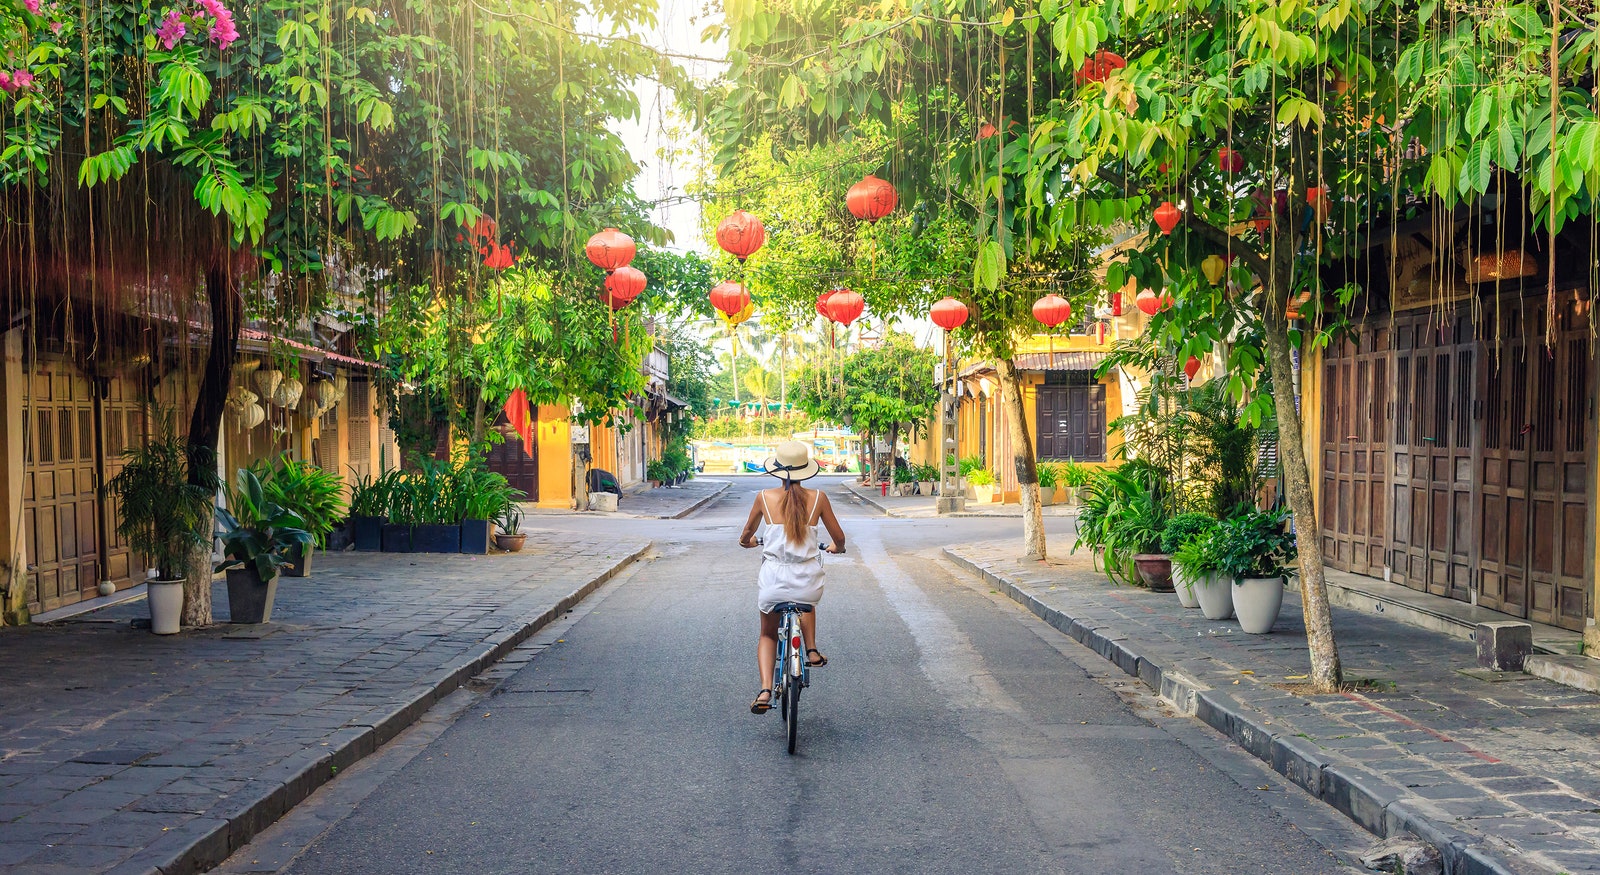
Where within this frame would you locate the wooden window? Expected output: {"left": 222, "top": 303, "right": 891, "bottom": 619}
{"left": 1036, "top": 382, "right": 1105, "bottom": 462}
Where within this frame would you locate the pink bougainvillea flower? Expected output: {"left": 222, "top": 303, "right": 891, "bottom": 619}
{"left": 0, "top": 72, "right": 14, "bottom": 95}
{"left": 50, "top": 20, "right": 62, "bottom": 34}
{"left": 209, "top": 16, "right": 239, "bottom": 49}
{"left": 23, "top": 0, "right": 40, "bottom": 13}
{"left": 12, "top": 71, "right": 34, "bottom": 90}
{"left": 156, "top": 10, "right": 185, "bottom": 49}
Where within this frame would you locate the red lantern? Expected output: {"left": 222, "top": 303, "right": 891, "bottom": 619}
{"left": 1032, "top": 294, "right": 1072, "bottom": 328}
{"left": 602, "top": 266, "right": 646, "bottom": 309}
{"left": 585, "top": 227, "right": 635, "bottom": 273}
{"left": 1074, "top": 49, "right": 1126, "bottom": 85}
{"left": 1217, "top": 148, "right": 1244, "bottom": 173}
{"left": 483, "top": 242, "right": 515, "bottom": 270}
{"left": 815, "top": 290, "right": 836, "bottom": 321}
{"left": 1184, "top": 356, "right": 1202, "bottom": 381}
{"left": 827, "top": 289, "right": 865, "bottom": 327}
{"left": 710, "top": 281, "right": 750, "bottom": 317}
{"left": 716, "top": 210, "right": 766, "bottom": 261}
{"left": 1096, "top": 321, "right": 1108, "bottom": 344}
{"left": 846, "top": 175, "right": 898, "bottom": 223}
{"left": 978, "top": 122, "right": 998, "bottom": 140}
{"left": 931, "top": 296, "right": 969, "bottom": 331}
{"left": 1154, "top": 201, "right": 1182, "bottom": 235}
{"left": 1110, "top": 291, "right": 1124, "bottom": 317}
{"left": 1135, "top": 289, "right": 1160, "bottom": 316}
{"left": 1307, "top": 186, "right": 1330, "bottom": 218}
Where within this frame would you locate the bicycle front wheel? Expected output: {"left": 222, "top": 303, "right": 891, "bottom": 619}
{"left": 785, "top": 670, "right": 801, "bottom": 754}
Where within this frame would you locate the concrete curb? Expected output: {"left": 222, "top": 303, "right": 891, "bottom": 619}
{"left": 110, "top": 543, "right": 651, "bottom": 875}
{"left": 665, "top": 481, "right": 731, "bottom": 519}
{"left": 839, "top": 484, "right": 899, "bottom": 517}
{"left": 943, "top": 547, "right": 1542, "bottom": 875}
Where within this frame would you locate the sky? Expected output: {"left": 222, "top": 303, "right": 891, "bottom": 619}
{"left": 610, "top": 0, "right": 725, "bottom": 254}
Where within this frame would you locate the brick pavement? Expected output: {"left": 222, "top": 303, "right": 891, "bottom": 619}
{"left": 947, "top": 543, "right": 1600, "bottom": 875}
{"left": 0, "top": 534, "right": 647, "bottom": 874}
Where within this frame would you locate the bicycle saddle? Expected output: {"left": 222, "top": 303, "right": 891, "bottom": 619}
{"left": 770, "top": 601, "right": 814, "bottom": 613}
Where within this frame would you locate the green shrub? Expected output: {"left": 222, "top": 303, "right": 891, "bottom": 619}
{"left": 958, "top": 455, "right": 985, "bottom": 477}
{"left": 1036, "top": 463, "right": 1059, "bottom": 490}
{"left": 968, "top": 469, "right": 995, "bottom": 486}
{"left": 893, "top": 464, "right": 916, "bottom": 484}
{"left": 1059, "top": 461, "right": 1093, "bottom": 488}
{"left": 1215, "top": 508, "right": 1298, "bottom": 580}
{"left": 103, "top": 434, "right": 215, "bottom": 581}
{"left": 252, "top": 454, "right": 347, "bottom": 549}
{"left": 647, "top": 459, "right": 674, "bottom": 482}
{"left": 1160, "top": 512, "right": 1216, "bottom": 555}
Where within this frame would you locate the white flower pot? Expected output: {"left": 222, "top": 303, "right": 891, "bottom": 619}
{"left": 147, "top": 578, "right": 185, "bottom": 635}
{"left": 1194, "top": 572, "right": 1235, "bottom": 620}
{"left": 1172, "top": 566, "right": 1201, "bottom": 609}
{"left": 1234, "top": 576, "right": 1286, "bottom": 634}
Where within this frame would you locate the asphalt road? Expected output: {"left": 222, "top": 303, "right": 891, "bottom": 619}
{"left": 236, "top": 476, "right": 1365, "bottom": 875}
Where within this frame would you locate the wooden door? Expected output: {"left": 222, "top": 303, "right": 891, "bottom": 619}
{"left": 1478, "top": 303, "right": 1531, "bottom": 617}
{"left": 98, "top": 376, "right": 147, "bottom": 590}
{"left": 1036, "top": 386, "right": 1064, "bottom": 459}
{"left": 1389, "top": 315, "right": 1475, "bottom": 599}
{"left": 23, "top": 363, "right": 102, "bottom": 612}
{"left": 486, "top": 408, "right": 540, "bottom": 501}
{"left": 1035, "top": 380, "right": 1106, "bottom": 461}
{"left": 1320, "top": 326, "right": 1391, "bottom": 577}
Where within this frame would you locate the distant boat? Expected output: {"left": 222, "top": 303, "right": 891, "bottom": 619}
{"left": 742, "top": 460, "right": 764, "bottom": 473}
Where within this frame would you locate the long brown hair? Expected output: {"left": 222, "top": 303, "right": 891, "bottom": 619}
{"left": 777, "top": 480, "right": 811, "bottom": 546}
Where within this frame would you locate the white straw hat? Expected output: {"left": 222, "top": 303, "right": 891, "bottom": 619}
{"left": 762, "top": 440, "right": 819, "bottom": 482}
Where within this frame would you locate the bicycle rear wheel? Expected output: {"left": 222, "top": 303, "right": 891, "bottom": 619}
{"left": 785, "top": 670, "right": 801, "bottom": 754}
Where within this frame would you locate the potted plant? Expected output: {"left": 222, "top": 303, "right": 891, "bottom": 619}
{"left": 410, "top": 458, "right": 463, "bottom": 552}
{"left": 1173, "top": 524, "right": 1233, "bottom": 618}
{"left": 892, "top": 464, "right": 916, "bottom": 496}
{"left": 1216, "top": 508, "right": 1299, "bottom": 633}
{"left": 1111, "top": 485, "right": 1173, "bottom": 591}
{"left": 103, "top": 435, "right": 216, "bottom": 635}
{"left": 1036, "top": 462, "right": 1058, "bottom": 507}
{"left": 255, "top": 454, "right": 346, "bottom": 577}
{"left": 917, "top": 463, "right": 938, "bottom": 496}
{"left": 1059, "top": 461, "right": 1090, "bottom": 506}
{"left": 457, "top": 459, "right": 512, "bottom": 554}
{"left": 382, "top": 472, "right": 416, "bottom": 553}
{"left": 1162, "top": 513, "right": 1217, "bottom": 609}
{"left": 646, "top": 459, "right": 671, "bottom": 488}
{"left": 215, "top": 469, "right": 314, "bottom": 624}
{"left": 348, "top": 470, "right": 390, "bottom": 551}
{"left": 969, "top": 469, "right": 998, "bottom": 503}
{"left": 494, "top": 497, "right": 527, "bottom": 552}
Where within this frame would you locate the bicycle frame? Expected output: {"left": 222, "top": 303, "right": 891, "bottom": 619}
{"left": 773, "top": 608, "right": 810, "bottom": 693}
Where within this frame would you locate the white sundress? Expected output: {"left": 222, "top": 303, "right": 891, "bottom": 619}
{"left": 756, "top": 490, "right": 826, "bottom": 613}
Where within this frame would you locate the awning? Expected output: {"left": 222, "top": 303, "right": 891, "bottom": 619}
{"left": 239, "top": 328, "right": 378, "bottom": 369}
{"left": 1014, "top": 351, "right": 1110, "bottom": 372}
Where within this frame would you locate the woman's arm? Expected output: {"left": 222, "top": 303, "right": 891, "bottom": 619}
{"left": 739, "top": 493, "right": 764, "bottom": 548}
{"left": 816, "top": 492, "right": 846, "bottom": 553}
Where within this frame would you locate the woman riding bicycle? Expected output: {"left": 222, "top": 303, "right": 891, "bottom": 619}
{"left": 739, "top": 441, "right": 846, "bottom": 715}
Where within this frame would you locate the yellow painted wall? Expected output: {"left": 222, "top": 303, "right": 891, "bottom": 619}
{"left": 537, "top": 404, "right": 573, "bottom": 509}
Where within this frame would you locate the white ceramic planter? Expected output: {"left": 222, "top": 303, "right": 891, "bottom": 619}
{"left": 147, "top": 579, "right": 185, "bottom": 635}
{"left": 1234, "top": 576, "right": 1286, "bottom": 633}
{"left": 1194, "top": 572, "right": 1235, "bottom": 620}
{"left": 1172, "top": 566, "right": 1201, "bottom": 609}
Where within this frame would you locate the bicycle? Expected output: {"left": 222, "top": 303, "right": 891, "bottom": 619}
{"left": 768, "top": 600, "right": 812, "bottom": 755}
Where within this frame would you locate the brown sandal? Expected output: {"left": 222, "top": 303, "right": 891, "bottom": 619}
{"left": 750, "top": 689, "right": 774, "bottom": 714}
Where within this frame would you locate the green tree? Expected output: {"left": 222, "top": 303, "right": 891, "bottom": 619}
{"left": 796, "top": 332, "right": 939, "bottom": 482}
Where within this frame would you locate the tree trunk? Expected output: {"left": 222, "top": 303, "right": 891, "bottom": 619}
{"left": 182, "top": 261, "right": 242, "bottom": 628}
{"left": 779, "top": 340, "right": 788, "bottom": 408}
{"left": 995, "top": 357, "right": 1045, "bottom": 559}
{"left": 1262, "top": 266, "right": 1343, "bottom": 693}
{"left": 888, "top": 422, "right": 900, "bottom": 488}
{"left": 470, "top": 386, "right": 487, "bottom": 451}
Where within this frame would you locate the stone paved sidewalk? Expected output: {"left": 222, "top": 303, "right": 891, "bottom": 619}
{"left": 0, "top": 534, "right": 648, "bottom": 874}
{"left": 840, "top": 481, "right": 1079, "bottom": 518}
{"left": 524, "top": 477, "right": 729, "bottom": 519}
{"left": 946, "top": 543, "right": 1600, "bottom": 875}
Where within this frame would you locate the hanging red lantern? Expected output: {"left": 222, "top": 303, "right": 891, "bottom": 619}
{"left": 1184, "top": 356, "right": 1202, "bottom": 381}
{"left": 469, "top": 215, "right": 498, "bottom": 241}
{"left": 602, "top": 266, "right": 647, "bottom": 309}
{"left": 978, "top": 122, "right": 998, "bottom": 140}
{"left": 716, "top": 210, "right": 766, "bottom": 261}
{"left": 1216, "top": 148, "right": 1245, "bottom": 173}
{"left": 846, "top": 175, "right": 899, "bottom": 223}
{"left": 826, "top": 289, "right": 865, "bottom": 327}
{"left": 1096, "top": 321, "right": 1108, "bottom": 344}
{"left": 931, "top": 296, "right": 969, "bottom": 331}
{"left": 1307, "top": 186, "right": 1331, "bottom": 219}
{"left": 1154, "top": 201, "right": 1182, "bottom": 235}
{"left": 815, "top": 290, "right": 836, "bottom": 321}
{"left": 1135, "top": 289, "right": 1161, "bottom": 316}
{"left": 1074, "top": 49, "right": 1126, "bottom": 85}
{"left": 709, "top": 281, "right": 750, "bottom": 317}
{"left": 1032, "top": 294, "right": 1072, "bottom": 328}
{"left": 483, "top": 242, "right": 515, "bottom": 270}
{"left": 584, "top": 227, "right": 635, "bottom": 273}
{"left": 1110, "top": 291, "right": 1124, "bottom": 317}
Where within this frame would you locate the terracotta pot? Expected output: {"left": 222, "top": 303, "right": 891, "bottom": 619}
{"left": 1132, "top": 554, "right": 1175, "bottom": 592}
{"left": 496, "top": 533, "right": 527, "bottom": 553}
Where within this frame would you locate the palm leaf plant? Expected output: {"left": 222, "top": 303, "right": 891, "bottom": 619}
{"left": 103, "top": 435, "right": 216, "bottom": 581}
{"left": 215, "top": 470, "right": 314, "bottom": 585}
{"left": 254, "top": 454, "right": 348, "bottom": 549}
